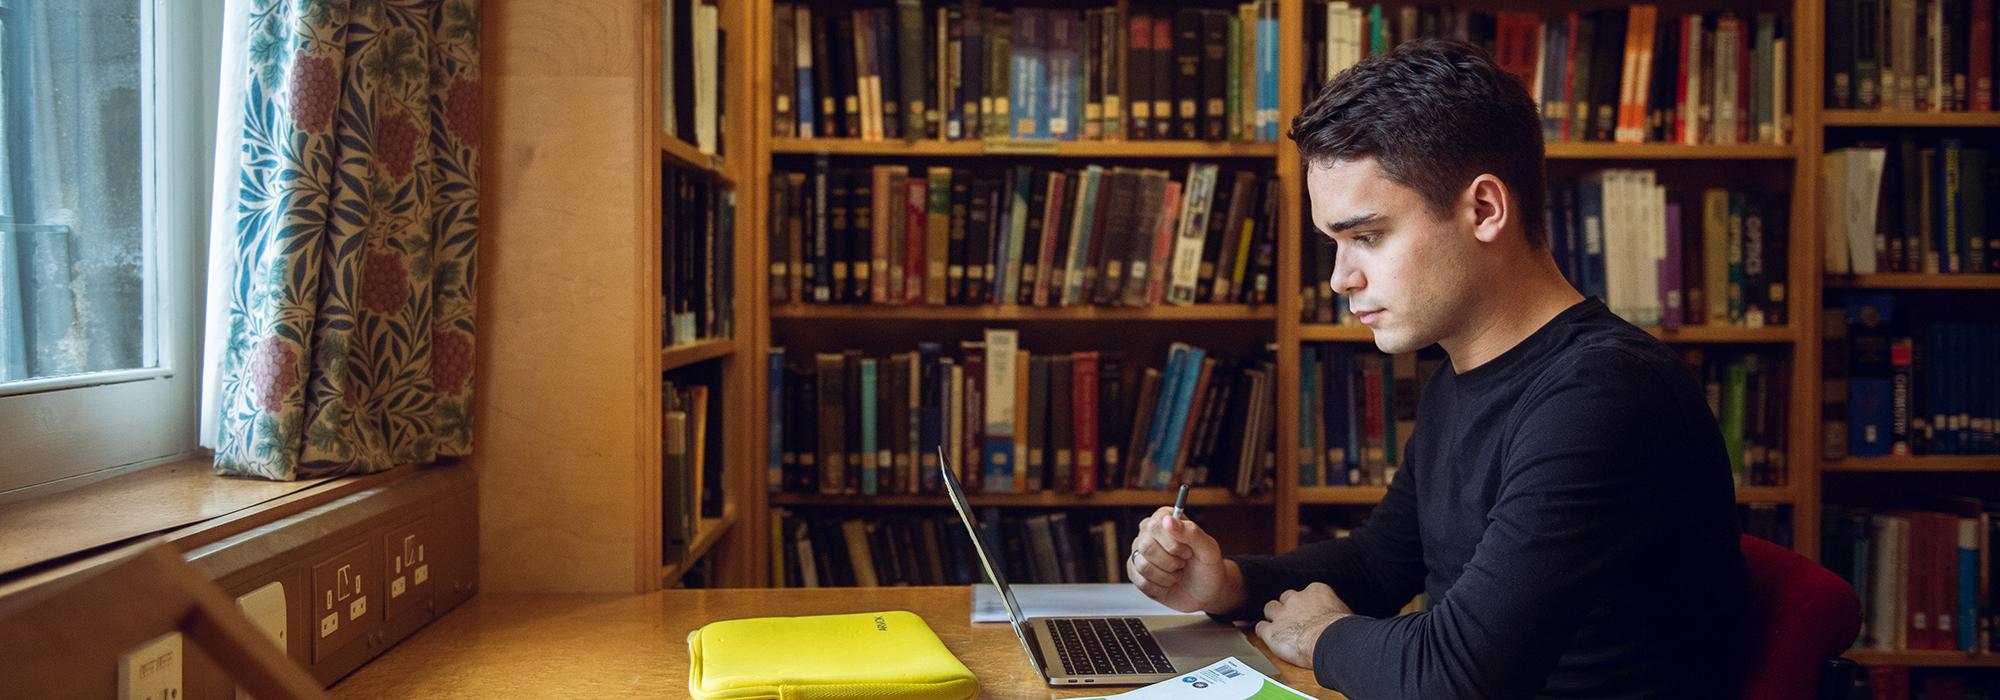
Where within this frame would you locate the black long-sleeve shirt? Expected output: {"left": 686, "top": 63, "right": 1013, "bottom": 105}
{"left": 1229, "top": 298, "right": 1747, "bottom": 699}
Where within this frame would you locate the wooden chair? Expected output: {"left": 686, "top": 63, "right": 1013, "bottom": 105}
{"left": 0, "top": 538, "right": 326, "bottom": 699}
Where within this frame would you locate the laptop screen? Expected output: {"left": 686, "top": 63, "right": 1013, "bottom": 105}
{"left": 938, "top": 446, "right": 1046, "bottom": 675}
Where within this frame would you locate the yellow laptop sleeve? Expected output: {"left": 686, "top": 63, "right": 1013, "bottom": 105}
{"left": 687, "top": 610, "right": 979, "bottom": 700}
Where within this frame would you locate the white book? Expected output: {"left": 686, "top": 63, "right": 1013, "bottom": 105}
{"left": 1847, "top": 149, "right": 1887, "bottom": 275}
{"left": 1713, "top": 16, "right": 1740, "bottom": 146}
{"left": 1166, "top": 164, "right": 1218, "bottom": 305}
{"left": 982, "top": 328, "right": 1019, "bottom": 456}
{"left": 662, "top": 0, "right": 676, "bottom": 135}
{"left": 693, "top": 2, "right": 718, "bottom": 155}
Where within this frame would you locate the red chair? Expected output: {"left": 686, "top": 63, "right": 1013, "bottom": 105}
{"left": 1739, "top": 534, "right": 1864, "bottom": 700}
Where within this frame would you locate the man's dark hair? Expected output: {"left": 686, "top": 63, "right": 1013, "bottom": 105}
{"left": 1289, "top": 39, "right": 1547, "bottom": 247}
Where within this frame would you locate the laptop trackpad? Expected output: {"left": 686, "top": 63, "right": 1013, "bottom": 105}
{"left": 1142, "top": 616, "right": 1285, "bottom": 678}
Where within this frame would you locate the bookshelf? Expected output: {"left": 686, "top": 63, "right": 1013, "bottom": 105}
{"left": 1812, "top": 0, "right": 2000, "bottom": 677}
{"left": 729, "top": 0, "right": 1829, "bottom": 595}
{"left": 649, "top": 0, "right": 757, "bottom": 590}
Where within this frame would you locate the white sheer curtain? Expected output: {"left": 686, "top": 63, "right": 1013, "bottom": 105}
{"left": 197, "top": 0, "right": 250, "bottom": 449}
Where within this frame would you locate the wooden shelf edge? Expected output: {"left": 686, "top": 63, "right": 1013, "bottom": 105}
{"left": 770, "top": 304, "right": 1276, "bottom": 321}
{"left": 1825, "top": 273, "right": 2000, "bottom": 290}
{"left": 1843, "top": 649, "right": 2000, "bottom": 667}
{"left": 768, "top": 487, "right": 1270, "bottom": 508}
{"left": 663, "top": 505, "right": 739, "bottom": 587}
{"left": 1297, "top": 486, "right": 1388, "bottom": 505}
{"left": 1822, "top": 110, "right": 2000, "bottom": 127}
{"left": 1823, "top": 456, "right": 2000, "bottom": 473}
{"left": 659, "top": 131, "right": 733, "bottom": 184}
{"left": 769, "top": 137, "right": 1279, "bottom": 158}
{"left": 661, "top": 337, "right": 737, "bottom": 371}
{"left": 1543, "top": 142, "right": 1796, "bottom": 159}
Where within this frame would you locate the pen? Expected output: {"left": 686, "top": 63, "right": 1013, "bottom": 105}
{"left": 1171, "top": 484, "right": 1189, "bottom": 520}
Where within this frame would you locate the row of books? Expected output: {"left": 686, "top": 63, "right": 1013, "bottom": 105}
{"left": 1827, "top": 0, "right": 2000, "bottom": 112}
{"left": 1304, "top": 3, "right": 1793, "bottom": 146}
{"left": 1295, "top": 344, "right": 1791, "bottom": 489}
{"left": 1296, "top": 345, "right": 1431, "bottom": 488}
{"left": 663, "top": 164, "right": 736, "bottom": 346}
{"left": 1828, "top": 296, "right": 2000, "bottom": 458}
{"left": 1302, "top": 176, "right": 1790, "bottom": 330}
{"left": 1683, "top": 350, "right": 1794, "bottom": 488}
{"left": 768, "top": 160, "right": 1278, "bottom": 307}
{"left": 661, "top": 0, "right": 725, "bottom": 156}
{"left": 771, "top": 508, "right": 1137, "bottom": 587}
{"left": 772, "top": 2, "right": 1281, "bottom": 142}
{"left": 1823, "top": 502, "right": 1999, "bottom": 654}
{"left": 765, "top": 335, "right": 1277, "bottom": 499}
{"left": 1824, "top": 140, "right": 2000, "bottom": 276}
{"left": 664, "top": 373, "right": 725, "bottom": 564}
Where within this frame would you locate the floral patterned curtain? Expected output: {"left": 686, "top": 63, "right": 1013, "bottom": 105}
{"left": 210, "top": 0, "right": 480, "bottom": 480}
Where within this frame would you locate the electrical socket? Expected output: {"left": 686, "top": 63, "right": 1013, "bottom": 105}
{"left": 119, "top": 631, "right": 182, "bottom": 700}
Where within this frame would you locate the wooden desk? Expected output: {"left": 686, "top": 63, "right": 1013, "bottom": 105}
{"left": 330, "top": 587, "right": 1348, "bottom": 699}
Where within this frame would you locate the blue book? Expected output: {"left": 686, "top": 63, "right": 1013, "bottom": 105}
{"left": 918, "top": 342, "right": 944, "bottom": 492}
{"left": 1011, "top": 9, "right": 1043, "bottom": 139}
{"left": 1001, "top": 166, "right": 1033, "bottom": 303}
{"left": 1152, "top": 344, "right": 1207, "bottom": 489}
{"left": 1141, "top": 345, "right": 1188, "bottom": 488}
{"left": 1325, "top": 346, "right": 1353, "bottom": 486}
{"left": 860, "top": 358, "right": 879, "bottom": 496}
{"left": 793, "top": 6, "right": 816, "bottom": 137}
{"left": 1259, "top": 6, "right": 1277, "bottom": 140}
{"left": 1575, "top": 176, "right": 1607, "bottom": 302}
{"left": 1960, "top": 517, "right": 1979, "bottom": 650}
{"left": 768, "top": 348, "right": 786, "bottom": 494}
{"left": 1298, "top": 347, "right": 1319, "bottom": 487}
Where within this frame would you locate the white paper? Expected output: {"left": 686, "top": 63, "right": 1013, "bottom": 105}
{"left": 1069, "top": 657, "right": 1315, "bottom": 700}
{"left": 970, "top": 583, "right": 1192, "bottom": 623}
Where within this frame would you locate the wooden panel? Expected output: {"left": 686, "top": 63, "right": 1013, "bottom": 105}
{"left": 328, "top": 588, "right": 1350, "bottom": 698}
{"left": 478, "top": 0, "right": 652, "bottom": 593}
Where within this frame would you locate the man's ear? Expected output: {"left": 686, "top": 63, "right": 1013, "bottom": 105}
{"left": 1465, "top": 174, "right": 1510, "bottom": 245}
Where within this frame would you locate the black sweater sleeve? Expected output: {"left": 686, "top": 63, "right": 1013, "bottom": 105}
{"left": 1308, "top": 352, "right": 1679, "bottom": 699}
{"left": 1220, "top": 437, "right": 1428, "bottom": 621}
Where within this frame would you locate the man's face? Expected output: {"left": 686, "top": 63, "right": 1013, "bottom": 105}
{"left": 1306, "top": 157, "right": 1474, "bottom": 355}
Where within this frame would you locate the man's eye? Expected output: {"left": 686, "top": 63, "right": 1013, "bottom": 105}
{"left": 1353, "top": 233, "right": 1379, "bottom": 245}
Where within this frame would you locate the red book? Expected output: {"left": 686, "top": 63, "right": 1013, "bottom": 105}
{"left": 1072, "top": 352, "right": 1099, "bottom": 495}
{"left": 1974, "top": 0, "right": 1993, "bottom": 111}
{"left": 1675, "top": 14, "right": 1695, "bottom": 143}
{"left": 1169, "top": 358, "right": 1216, "bottom": 486}
{"left": 904, "top": 177, "right": 928, "bottom": 305}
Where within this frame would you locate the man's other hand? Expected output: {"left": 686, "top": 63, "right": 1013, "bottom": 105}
{"left": 1254, "top": 582, "right": 1355, "bottom": 668}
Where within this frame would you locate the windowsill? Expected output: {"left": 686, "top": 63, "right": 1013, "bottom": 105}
{"left": 0, "top": 457, "right": 430, "bottom": 582}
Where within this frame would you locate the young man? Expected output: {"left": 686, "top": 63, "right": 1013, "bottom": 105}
{"left": 1127, "top": 40, "right": 1747, "bottom": 698}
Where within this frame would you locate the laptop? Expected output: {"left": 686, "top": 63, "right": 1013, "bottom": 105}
{"left": 938, "top": 448, "right": 1282, "bottom": 686}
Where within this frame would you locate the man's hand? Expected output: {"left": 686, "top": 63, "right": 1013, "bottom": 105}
{"left": 1254, "top": 582, "right": 1355, "bottom": 668}
{"left": 1127, "top": 506, "right": 1246, "bottom": 615}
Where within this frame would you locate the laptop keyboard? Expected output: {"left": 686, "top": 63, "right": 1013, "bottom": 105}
{"left": 1048, "top": 617, "right": 1175, "bottom": 676}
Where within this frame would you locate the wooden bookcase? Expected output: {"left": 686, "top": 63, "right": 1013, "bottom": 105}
{"left": 672, "top": 0, "right": 2000, "bottom": 672}
{"left": 726, "top": 0, "right": 1823, "bottom": 587}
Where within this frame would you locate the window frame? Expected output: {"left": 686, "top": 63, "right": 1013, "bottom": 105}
{"left": 0, "top": 0, "right": 222, "bottom": 502}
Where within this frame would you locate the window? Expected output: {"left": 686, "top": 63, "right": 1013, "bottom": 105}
{"left": 0, "top": 0, "right": 219, "bottom": 500}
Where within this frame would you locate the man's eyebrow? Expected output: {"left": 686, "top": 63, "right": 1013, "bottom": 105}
{"left": 1323, "top": 212, "right": 1384, "bottom": 235}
